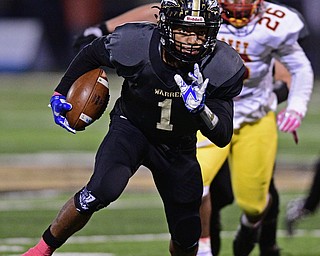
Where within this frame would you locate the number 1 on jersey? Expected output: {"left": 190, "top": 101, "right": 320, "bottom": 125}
{"left": 157, "top": 99, "right": 173, "bottom": 131}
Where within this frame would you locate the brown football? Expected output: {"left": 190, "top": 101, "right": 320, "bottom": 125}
{"left": 66, "top": 68, "right": 110, "bottom": 131}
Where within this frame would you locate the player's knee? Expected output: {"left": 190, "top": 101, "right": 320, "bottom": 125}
{"left": 74, "top": 187, "right": 106, "bottom": 214}
{"left": 238, "top": 199, "right": 266, "bottom": 216}
{"left": 169, "top": 239, "right": 198, "bottom": 255}
{"left": 173, "top": 215, "right": 201, "bottom": 250}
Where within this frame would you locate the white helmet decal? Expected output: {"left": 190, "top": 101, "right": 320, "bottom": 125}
{"left": 208, "top": 0, "right": 218, "bottom": 9}
{"left": 161, "top": 0, "right": 180, "bottom": 7}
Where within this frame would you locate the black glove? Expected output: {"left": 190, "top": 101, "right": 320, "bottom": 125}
{"left": 73, "top": 22, "right": 109, "bottom": 53}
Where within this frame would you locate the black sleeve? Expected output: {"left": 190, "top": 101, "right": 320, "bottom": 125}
{"left": 197, "top": 66, "right": 244, "bottom": 147}
{"left": 55, "top": 37, "right": 113, "bottom": 96}
{"left": 199, "top": 98, "right": 234, "bottom": 147}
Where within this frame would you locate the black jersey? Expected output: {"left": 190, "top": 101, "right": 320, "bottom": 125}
{"left": 56, "top": 23, "right": 245, "bottom": 147}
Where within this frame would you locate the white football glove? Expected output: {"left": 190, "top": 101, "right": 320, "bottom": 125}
{"left": 174, "top": 63, "right": 208, "bottom": 114}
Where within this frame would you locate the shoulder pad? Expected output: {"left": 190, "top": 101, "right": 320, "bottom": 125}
{"left": 106, "top": 23, "right": 156, "bottom": 66}
{"left": 202, "top": 40, "right": 244, "bottom": 89}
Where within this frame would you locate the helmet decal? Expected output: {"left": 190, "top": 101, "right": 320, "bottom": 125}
{"left": 161, "top": 0, "right": 180, "bottom": 7}
{"left": 192, "top": 0, "right": 201, "bottom": 16}
{"left": 208, "top": 0, "right": 219, "bottom": 9}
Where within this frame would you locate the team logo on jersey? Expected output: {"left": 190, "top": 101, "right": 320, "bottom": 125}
{"left": 161, "top": 0, "right": 179, "bottom": 7}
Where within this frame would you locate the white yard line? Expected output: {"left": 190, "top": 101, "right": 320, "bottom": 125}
{"left": 2, "top": 230, "right": 320, "bottom": 255}
{"left": 2, "top": 229, "right": 320, "bottom": 246}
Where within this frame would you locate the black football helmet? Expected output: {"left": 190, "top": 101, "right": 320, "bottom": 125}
{"left": 159, "top": 0, "right": 221, "bottom": 63}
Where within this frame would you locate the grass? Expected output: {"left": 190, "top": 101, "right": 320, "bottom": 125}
{"left": 0, "top": 72, "right": 319, "bottom": 164}
{"left": 0, "top": 73, "right": 320, "bottom": 255}
{"left": 0, "top": 72, "right": 121, "bottom": 153}
{"left": 1, "top": 190, "right": 320, "bottom": 255}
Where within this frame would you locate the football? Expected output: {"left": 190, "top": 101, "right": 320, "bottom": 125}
{"left": 66, "top": 68, "right": 110, "bottom": 131}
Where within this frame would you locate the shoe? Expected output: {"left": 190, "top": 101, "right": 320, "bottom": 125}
{"left": 260, "top": 244, "right": 281, "bottom": 256}
{"left": 233, "top": 223, "right": 260, "bottom": 256}
{"left": 22, "top": 238, "right": 55, "bottom": 256}
{"left": 22, "top": 247, "right": 44, "bottom": 256}
{"left": 22, "top": 247, "right": 55, "bottom": 256}
{"left": 285, "top": 198, "right": 310, "bottom": 235}
{"left": 197, "top": 237, "right": 213, "bottom": 256}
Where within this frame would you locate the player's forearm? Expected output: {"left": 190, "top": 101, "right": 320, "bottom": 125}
{"left": 278, "top": 43, "right": 314, "bottom": 117}
{"left": 198, "top": 101, "right": 234, "bottom": 148}
{"left": 56, "top": 39, "right": 110, "bottom": 95}
{"left": 274, "top": 60, "right": 291, "bottom": 86}
{"left": 199, "top": 105, "right": 219, "bottom": 130}
{"left": 105, "top": 3, "right": 160, "bottom": 33}
{"left": 286, "top": 66, "right": 313, "bottom": 118}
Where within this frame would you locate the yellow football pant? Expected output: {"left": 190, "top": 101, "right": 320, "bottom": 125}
{"left": 197, "top": 111, "right": 277, "bottom": 216}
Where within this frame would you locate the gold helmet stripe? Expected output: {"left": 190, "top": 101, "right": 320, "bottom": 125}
{"left": 192, "top": 0, "right": 201, "bottom": 16}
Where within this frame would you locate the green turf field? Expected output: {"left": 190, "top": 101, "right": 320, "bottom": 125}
{"left": 1, "top": 190, "right": 320, "bottom": 255}
{"left": 0, "top": 73, "right": 320, "bottom": 255}
{"left": 0, "top": 72, "right": 319, "bottom": 162}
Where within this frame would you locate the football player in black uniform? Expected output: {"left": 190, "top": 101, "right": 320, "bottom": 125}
{"left": 70, "top": 2, "right": 296, "bottom": 256}
{"left": 22, "top": 1, "right": 245, "bottom": 255}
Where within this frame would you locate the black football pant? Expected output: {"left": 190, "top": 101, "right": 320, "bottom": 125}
{"left": 85, "top": 114, "right": 203, "bottom": 249}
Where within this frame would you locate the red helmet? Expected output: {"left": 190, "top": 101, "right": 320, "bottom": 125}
{"left": 219, "top": 0, "right": 263, "bottom": 28}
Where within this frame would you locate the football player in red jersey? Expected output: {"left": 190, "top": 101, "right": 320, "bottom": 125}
{"left": 197, "top": 1, "right": 312, "bottom": 255}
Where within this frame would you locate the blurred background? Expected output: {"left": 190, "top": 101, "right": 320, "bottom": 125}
{"left": 0, "top": 0, "right": 319, "bottom": 182}
{"left": 0, "top": 0, "right": 153, "bottom": 72}
{"left": 0, "top": 0, "right": 319, "bottom": 75}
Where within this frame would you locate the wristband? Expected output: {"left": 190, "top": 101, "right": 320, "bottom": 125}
{"left": 199, "top": 105, "right": 219, "bottom": 130}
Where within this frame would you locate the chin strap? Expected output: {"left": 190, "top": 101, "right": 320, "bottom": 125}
{"left": 199, "top": 105, "right": 219, "bottom": 130}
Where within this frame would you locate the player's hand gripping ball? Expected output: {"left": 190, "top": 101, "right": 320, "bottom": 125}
{"left": 50, "top": 95, "right": 75, "bottom": 134}
{"left": 66, "top": 68, "right": 110, "bottom": 131}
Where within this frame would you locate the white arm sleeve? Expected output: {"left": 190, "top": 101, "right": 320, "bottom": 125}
{"left": 275, "top": 42, "right": 314, "bottom": 117}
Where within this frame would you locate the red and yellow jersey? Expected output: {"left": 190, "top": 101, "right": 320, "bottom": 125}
{"left": 218, "top": 1, "right": 313, "bottom": 129}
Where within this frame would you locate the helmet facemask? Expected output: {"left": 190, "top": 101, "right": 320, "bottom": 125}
{"left": 219, "top": 0, "right": 263, "bottom": 28}
{"left": 159, "top": 0, "right": 221, "bottom": 63}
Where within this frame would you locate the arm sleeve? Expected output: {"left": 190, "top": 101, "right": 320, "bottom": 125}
{"left": 197, "top": 63, "right": 244, "bottom": 147}
{"left": 197, "top": 71, "right": 244, "bottom": 147}
{"left": 55, "top": 37, "right": 113, "bottom": 96}
{"left": 274, "top": 42, "right": 314, "bottom": 117}
{"left": 197, "top": 98, "right": 234, "bottom": 148}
